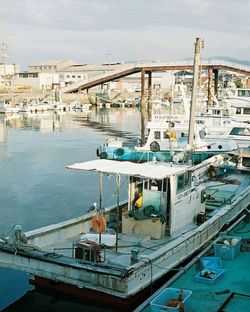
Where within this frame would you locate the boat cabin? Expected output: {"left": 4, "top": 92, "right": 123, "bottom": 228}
{"left": 231, "top": 104, "right": 250, "bottom": 121}
{"left": 205, "top": 124, "right": 250, "bottom": 148}
{"left": 68, "top": 159, "right": 206, "bottom": 238}
{"left": 136, "top": 120, "right": 188, "bottom": 152}
{"left": 228, "top": 87, "right": 250, "bottom": 100}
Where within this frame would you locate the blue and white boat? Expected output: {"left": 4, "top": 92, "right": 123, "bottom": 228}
{"left": 96, "top": 120, "right": 239, "bottom": 163}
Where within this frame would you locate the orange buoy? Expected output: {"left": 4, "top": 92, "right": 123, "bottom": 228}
{"left": 92, "top": 214, "right": 106, "bottom": 233}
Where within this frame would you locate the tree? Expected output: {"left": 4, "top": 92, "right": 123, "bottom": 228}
{"left": 234, "top": 79, "right": 243, "bottom": 88}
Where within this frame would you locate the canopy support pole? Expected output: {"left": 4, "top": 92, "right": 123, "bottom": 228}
{"left": 98, "top": 172, "right": 103, "bottom": 244}
{"left": 115, "top": 174, "right": 121, "bottom": 252}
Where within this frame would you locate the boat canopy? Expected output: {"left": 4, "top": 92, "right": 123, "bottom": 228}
{"left": 66, "top": 159, "right": 190, "bottom": 179}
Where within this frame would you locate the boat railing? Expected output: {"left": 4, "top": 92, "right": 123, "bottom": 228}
{"left": 25, "top": 201, "right": 128, "bottom": 247}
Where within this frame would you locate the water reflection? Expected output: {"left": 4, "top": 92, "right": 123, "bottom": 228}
{"left": 1, "top": 108, "right": 141, "bottom": 140}
{"left": 0, "top": 107, "right": 141, "bottom": 312}
{"left": 0, "top": 122, "right": 6, "bottom": 142}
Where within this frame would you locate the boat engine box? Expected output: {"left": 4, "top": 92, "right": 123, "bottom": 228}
{"left": 214, "top": 236, "right": 241, "bottom": 260}
{"left": 74, "top": 240, "right": 104, "bottom": 262}
{"left": 150, "top": 287, "right": 192, "bottom": 312}
{"left": 194, "top": 256, "right": 225, "bottom": 284}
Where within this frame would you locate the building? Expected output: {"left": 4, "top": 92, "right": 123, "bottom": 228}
{"left": 12, "top": 60, "right": 77, "bottom": 91}
{"left": 13, "top": 72, "right": 59, "bottom": 91}
{"left": 0, "top": 63, "right": 20, "bottom": 85}
{"left": 28, "top": 60, "right": 77, "bottom": 73}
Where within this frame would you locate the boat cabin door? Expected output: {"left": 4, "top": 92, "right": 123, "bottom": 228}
{"left": 131, "top": 177, "right": 169, "bottom": 220}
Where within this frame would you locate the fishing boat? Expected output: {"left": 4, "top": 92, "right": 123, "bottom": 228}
{"left": 69, "top": 102, "right": 92, "bottom": 112}
{"left": 204, "top": 123, "right": 250, "bottom": 148}
{"left": 0, "top": 101, "right": 19, "bottom": 114}
{"left": 135, "top": 209, "right": 250, "bottom": 312}
{"left": 96, "top": 119, "right": 239, "bottom": 164}
{"left": 226, "top": 87, "right": 250, "bottom": 107}
{"left": 0, "top": 149, "right": 249, "bottom": 310}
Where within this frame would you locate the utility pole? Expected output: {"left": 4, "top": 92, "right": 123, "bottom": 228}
{"left": 106, "top": 53, "right": 112, "bottom": 71}
{"left": 187, "top": 37, "right": 204, "bottom": 161}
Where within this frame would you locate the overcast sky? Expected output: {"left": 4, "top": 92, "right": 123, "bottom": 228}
{"left": 1, "top": 0, "right": 250, "bottom": 69}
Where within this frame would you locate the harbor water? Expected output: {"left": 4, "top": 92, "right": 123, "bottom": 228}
{"left": 0, "top": 107, "right": 141, "bottom": 311}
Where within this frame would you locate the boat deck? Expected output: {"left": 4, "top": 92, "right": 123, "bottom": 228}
{"left": 45, "top": 230, "right": 176, "bottom": 268}
{"left": 135, "top": 218, "right": 250, "bottom": 312}
{"left": 41, "top": 171, "right": 249, "bottom": 271}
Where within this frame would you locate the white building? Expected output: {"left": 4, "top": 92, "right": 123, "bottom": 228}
{"left": 0, "top": 63, "right": 20, "bottom": 85}
{"left": 13, "top": 60, "right": 75, "bottom": 91}
{"left": 13, "top": 72, "right": 59, "bottom": 91}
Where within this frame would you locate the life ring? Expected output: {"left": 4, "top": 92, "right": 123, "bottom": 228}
{"left": 150, "top": 141, "right": 160, "bottom": 153}
{"left": 96, "top": 148, "right": 100, "bottom": 157}
{"left": 92, "top": 214, "right": 106, "bottom": 233}
{"left": 100, "top": 151, "right": 108, "bottom": 159}
{"left": 116, "top": 147, "right": 125, "bottom": 156}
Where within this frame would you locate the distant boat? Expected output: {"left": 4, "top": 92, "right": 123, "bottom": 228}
{"left": 69, "top": 102, "right": 92, "bottom": 112}
{"left": 0, "top": 101, "right": 19, "bottom": 114}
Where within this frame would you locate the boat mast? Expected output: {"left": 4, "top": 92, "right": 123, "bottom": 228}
{"left": 187, "top": 37, "right": 204, "bottom": 160}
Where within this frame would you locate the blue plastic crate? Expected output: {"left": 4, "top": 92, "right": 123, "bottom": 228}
{"left": 214, "top": 236, "right": 241, "bottom": 260}
{"left": 200, "top": 256, "right": 222, "bottom": 268}
{"left": 194, "top": 256, "right": 225, "bottom": 284}
{"left": 150, "top": 288, "right": 192, "bottom": 312}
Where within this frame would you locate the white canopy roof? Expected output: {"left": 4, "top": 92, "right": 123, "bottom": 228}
{"left": 66, "top": 159, "right": 190, "bottom": 179}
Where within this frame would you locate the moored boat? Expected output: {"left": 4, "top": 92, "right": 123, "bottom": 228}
{"left": 205, "top": 123, "right": 250, "bottom": 148}
{"left": 0, "top": 150, "right": 249, "bottom": 310}
{"left": 96, "top": 120, "right": 239, "bottom": 164}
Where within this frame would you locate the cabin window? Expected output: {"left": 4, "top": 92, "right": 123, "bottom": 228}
{"left": 236, "top": 108, "right": 241, "bottom": 114}
{"left": 197, "top": 120, "right": 205, "bottom": 124}
{"left": 238, "top": 90, "right": 250, "bottom": 97}
{"left": 144, "top": 179, "right": 157, "bottom": 191}
{"left": 143, "top": 179, "right": 166, "bottom": 192}
{"left": 243, "top": 108, "right": 250, "bottom": 115}
{"left": 163, "top": 131, "right": 170, "bottom": 139}
{"left": 154, "top": 131, "right": 161, "bottom": 140}
{"left": 230, "top": 127, "right": 250, "bottom": 136}
{"left": 177, "top": 172, "right": 191, "bottom": 194}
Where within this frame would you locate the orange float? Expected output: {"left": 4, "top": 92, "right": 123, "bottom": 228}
{"left": 92, "top": 214, "right": 106, "bottom": 233}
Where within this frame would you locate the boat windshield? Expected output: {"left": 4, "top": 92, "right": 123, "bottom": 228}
{"left": 229, "top": 127, "right": 250, "bottom": 136}
{"left": 238, "top": 89, "right": 250, "bottom": 97}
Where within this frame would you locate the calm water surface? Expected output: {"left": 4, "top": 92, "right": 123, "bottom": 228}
{"left": 0, "top": 107, "right": 141, "bottom": 311}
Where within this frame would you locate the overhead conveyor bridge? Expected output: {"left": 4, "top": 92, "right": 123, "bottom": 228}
{"left": 60, "top": 61, "right": 250, "bottom": 94}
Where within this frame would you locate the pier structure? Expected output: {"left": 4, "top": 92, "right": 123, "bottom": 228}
{"left": 59, "top": 60, "right": 250, "bottom": 143}
{"left": 60, "top": 61, "right": 250, "bottom": 107}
